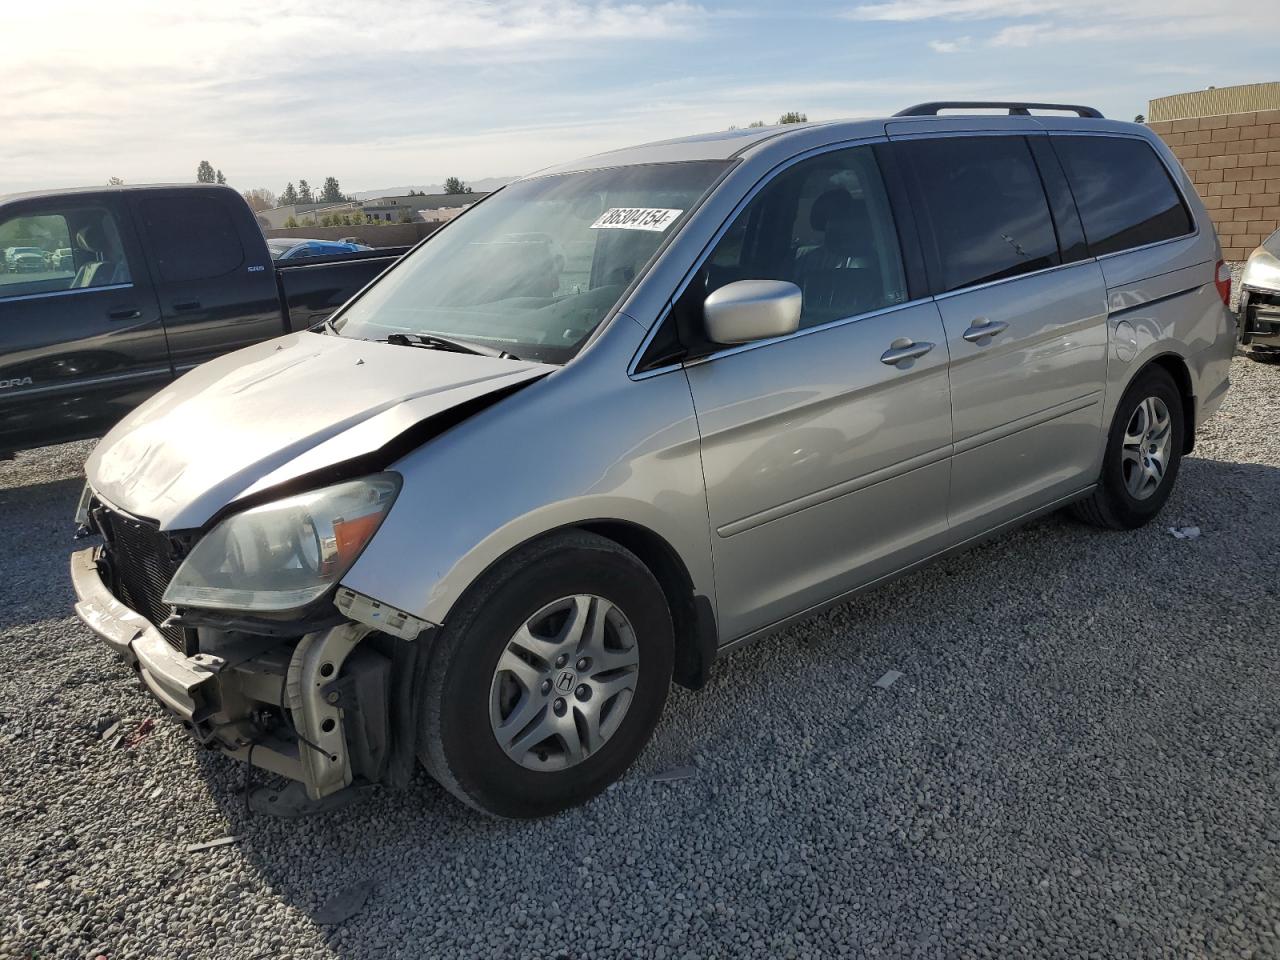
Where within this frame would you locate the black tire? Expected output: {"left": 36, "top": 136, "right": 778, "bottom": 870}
{"left": 1072, "top": 365, "right": 1184, "bottom": 530}
{"left": 418, "top": 530, "right": 674, "bottom": 818}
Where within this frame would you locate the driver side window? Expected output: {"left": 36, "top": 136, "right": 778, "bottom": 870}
{"left": 688, "top": 145, "right": 907, "bottom": 332}
{"left": 0, "top": 206, "right": 133, "bottom": 300}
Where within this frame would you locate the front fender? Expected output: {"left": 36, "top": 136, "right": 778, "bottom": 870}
{"left": 340, "top": 330, "right": 715, "bottom": 628}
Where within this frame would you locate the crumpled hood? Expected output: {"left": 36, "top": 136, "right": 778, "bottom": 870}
{"left": 87, "top": 332, "right": 552, "bottom": 529}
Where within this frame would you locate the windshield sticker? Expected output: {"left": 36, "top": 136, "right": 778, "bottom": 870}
{"left": 589, "top": 207, "right": 684, "bottom": 232}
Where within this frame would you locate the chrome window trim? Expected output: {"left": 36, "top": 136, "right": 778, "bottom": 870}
{"left": 1093, "top": 230, "right": 1203, "bottom": 263}
{"left": 931, "top": 257, "right": 1096, "bottom": 303}
{"left": 0, "top": 281, "right": 133, "bottom": 304}
{"left": 626, "top": 134, "right": 894, "bottom": 379}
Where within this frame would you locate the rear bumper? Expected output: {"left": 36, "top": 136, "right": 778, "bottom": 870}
{"left": 71, "top": 547, "right": 217, "bottom": 722}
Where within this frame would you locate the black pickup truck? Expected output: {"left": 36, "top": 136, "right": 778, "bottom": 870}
{"left": 0, "top": 184, "right": 406, "bottom": 456}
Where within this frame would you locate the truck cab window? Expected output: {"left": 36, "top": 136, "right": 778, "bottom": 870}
{"left": 0, "top": 208, "right": 131, "bottom": 299}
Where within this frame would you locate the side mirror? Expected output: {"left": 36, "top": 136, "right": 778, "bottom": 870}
{"left": 703, "top": 280, "right": 802, "bottom": 345}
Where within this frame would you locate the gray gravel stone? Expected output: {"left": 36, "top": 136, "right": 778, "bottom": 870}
{"left": 1, "top": 355, "right": 1278, "bottom": 959}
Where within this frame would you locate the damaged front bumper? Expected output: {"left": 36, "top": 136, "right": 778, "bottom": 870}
{"left": 1239, "top": 285, "right": 1280, "bottom": 350}
{"left": 71, "top": 547, "right": 429, "bottom": 800}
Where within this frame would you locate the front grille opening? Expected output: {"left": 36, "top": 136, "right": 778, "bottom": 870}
{"left": 96, "top": 506, "right": 195, "bottom": 655}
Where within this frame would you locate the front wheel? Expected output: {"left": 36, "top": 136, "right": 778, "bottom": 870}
{"left": 418, "top": 531, "right": 674, "bottom": 818}
{"left": 1072, "top": 366, "right": 1184, "bottom": 530}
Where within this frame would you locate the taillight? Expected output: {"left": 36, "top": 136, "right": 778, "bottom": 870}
{"left": 1214, "top": 260, "right": 1232, "bottom": 306}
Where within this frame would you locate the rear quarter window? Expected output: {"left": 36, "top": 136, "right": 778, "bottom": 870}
{"left": 1051, "top": 136, "right": 1193, "bottom": 257}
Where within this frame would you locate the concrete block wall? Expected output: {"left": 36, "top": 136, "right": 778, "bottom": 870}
{"left": 1148, "top": 110, "right": 1280, "bottom": 261}
{"left": 264, "top": 222, "right": 440, "bottom": 247}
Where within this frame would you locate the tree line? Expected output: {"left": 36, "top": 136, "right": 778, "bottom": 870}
{"left": 188, "top": 160, "right": 476, "bottom": 217}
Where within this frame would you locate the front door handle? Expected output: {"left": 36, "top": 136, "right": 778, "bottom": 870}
{"left": 962, "top": 318, "right": 1009, "bottom": 343}
{"left": 173, "top": 300, "right": 202, "bottom": 312}
{"left": 107, "top": 307, "right": 141, "bottom": 321}
{"left": 879, "top": 338, "right": 935, "bottom": 367}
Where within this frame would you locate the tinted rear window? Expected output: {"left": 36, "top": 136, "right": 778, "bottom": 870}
{"left": 902, "top": 136, "right": 1060, "bottom": 293}
{"left": 139, "top": 196, "right": 244, "bottom": 282}
{"left": 1052, "top": 136, "right": 1193, "bottom": 256}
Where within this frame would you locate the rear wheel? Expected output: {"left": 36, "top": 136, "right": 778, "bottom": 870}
{"left": 418, "top": 531, "right": 674, "bottom": 818}
{"left": 1072, "top": 366, "right": 1184, "bottom": 530}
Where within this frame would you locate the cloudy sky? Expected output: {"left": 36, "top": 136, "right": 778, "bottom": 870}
{"left": 4, "top": 0, "right": 1276, "bottom": 196}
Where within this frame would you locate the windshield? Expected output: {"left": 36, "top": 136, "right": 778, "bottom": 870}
{"left": 332, "top": 160, "right": 730, "bottom": 363}
{"left": 1263, "top": 228, "right": 1280, "bottom": 257}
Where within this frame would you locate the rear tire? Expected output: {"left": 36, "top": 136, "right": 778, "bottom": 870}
{"left": 418, "top": 531, "right": 674, "bottom": 818}
{"left": 1072, "top": 366, "right": 1184, "bottom": 530}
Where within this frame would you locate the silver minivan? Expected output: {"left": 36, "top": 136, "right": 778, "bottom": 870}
{"left": 72, "top": 102, "right": 1236, "bottom": 818}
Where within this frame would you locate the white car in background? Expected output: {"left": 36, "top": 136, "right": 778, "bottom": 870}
{"left": 1238, "top": 228, "right": 1280, "bottom": 360}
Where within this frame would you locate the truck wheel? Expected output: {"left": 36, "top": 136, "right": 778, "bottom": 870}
{"left": 418, "top": 531, "right": 674, "bottom": 818}
{"left": 1072, "top": 366, "right": 1184, "bottom": 530}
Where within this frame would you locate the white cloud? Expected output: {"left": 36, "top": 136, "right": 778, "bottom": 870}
{"left": 846, "top": 0, "right": 1280, "bottom": 47}
{"left": 928, "top": 36, "right": 973, "bottom": 52}
{"left": 0, "top": 0, "right": 709, "bottom": 193}
{"left": 988, "top": 22, "right": 1105, "bottom": 46}
{"left": 847, "top": 1, "right": 1047, "bottom": 22}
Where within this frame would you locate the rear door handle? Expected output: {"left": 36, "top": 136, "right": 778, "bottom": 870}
{"left": 173, "top": 300, "right": 202, "bottom": 312}
{"left": 879, "top": 338, "right": 935, "bottom": 367}
{"left": 962, "top": 318, "right": 1008, "bottom": 343}
{"left": 107, "top": 307, "right": 141, "bottom": 321}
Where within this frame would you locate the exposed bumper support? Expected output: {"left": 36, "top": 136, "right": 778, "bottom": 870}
{"left": 71, "top": 547, "right": 395, "bottom": 800}
{"left": 286, "top": 622, "right": 371, "bottom": 799}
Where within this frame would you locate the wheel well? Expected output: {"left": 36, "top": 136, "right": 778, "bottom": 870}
{"left": 1147, "top": 354, "right": 1196, "bottom": 454}
{"left": 578, "top": 520, "right": 716, "bottom": 691}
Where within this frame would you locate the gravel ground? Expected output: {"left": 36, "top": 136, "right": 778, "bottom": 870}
{"left": 2, "top": 353, "right": 1279, "bottom": 960}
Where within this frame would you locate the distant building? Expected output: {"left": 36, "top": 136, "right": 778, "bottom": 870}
{"left": 418, "top": 205, "right": 473, "bottom": 224}
{"left": 256, "top": 192, "right": 490, "bottom": 229}
{"left": 257, "top": 202, "right": 358, "bottom": 229}
{"left": 1148, "top": 81, "right": 1280, "bottom": 122}
{"left": 360, "top": 193, "right": 488, "bottom": 223}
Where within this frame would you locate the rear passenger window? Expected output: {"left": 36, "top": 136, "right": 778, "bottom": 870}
{"left": 139, "top": 196, "right": 244, "bottom": 282}
{"left": 1051, "top": 136, "right": 1193, "bottom": 256}
{"left": 692, "top": 145, "right": 907, "bottom": 330}
{"left": 903, "top": 136, "right": 1060, "bottom": 293}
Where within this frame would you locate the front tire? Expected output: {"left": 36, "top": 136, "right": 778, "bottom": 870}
{"left": 1072, "top": 366, "right": 1184, "bottom": 530}
{"left": 418, "top": 531, "right": 674, "bottom": 818}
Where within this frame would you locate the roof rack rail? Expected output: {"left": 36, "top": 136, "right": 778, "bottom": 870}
{"left": 894, "top": 101, "right": 1104, "bottom": 119}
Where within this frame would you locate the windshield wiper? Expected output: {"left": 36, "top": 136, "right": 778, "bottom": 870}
{"left": 382, "top": 332, "right": 520, "bottom": 360}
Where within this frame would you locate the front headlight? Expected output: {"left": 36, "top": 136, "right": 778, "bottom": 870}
{"left": 1242, "top": 247, "right": 1280, "bottom": 294}
{"left": 162, "top": 474, "right": 400, "bottom": 612}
